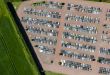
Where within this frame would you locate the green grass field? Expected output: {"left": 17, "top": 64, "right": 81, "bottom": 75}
{"left": 0, "top": 0, "right": 40, "bottom": 75}
{"left": 12, "top": 2, "right": 21, "bottom": 10}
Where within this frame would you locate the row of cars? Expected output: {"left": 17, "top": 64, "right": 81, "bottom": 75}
{"left": 101, "top": 35, "right": 110, "bottom": 44}
{"left": 32, "top": 1, "right": 65, "bottom": 9}
{"left": 60, "top": 59, "right": 110, "bottom": 74}
{"left": 67, "top": 3, "right": 102, "bottom": 14}
{"left": 106, "top": 13, "right": 110, "bottom": 20}
{"left": 65, "top": 14, "right": 100, "bottom": 24}
{"left": 103, "top": 24, "right": 110, "bottom": 29}
{"left": 26, "top": 26, "right": 58, "bottom": 37}
{"left": 61, "top": 41, "right": 96, "bottom": 52}
{"left": 59, "top": 59, "right": 92, "bottom": 71}
{"left": 101, "top": 23, "right": 110, "bottom": 45}
{"left": 23, "top": 7, "right": 100, "bottom": 24}
{"left": 100, "top": 47, "right": 110, "bottom": 55}
{"left": 99, "top": 67, "right": 110, "bottom": 74}
{"left": 97, "top": 57, "right": 110, "bottom": 65}
{"left": 63, "top": 32, "right": 97, "bottom": 43}
{"left": 31, "top": 0, "right": 102, "bottom": 15}
{"left": 64, "top": 23, "right": 97, "bottom": 34}
{"left": 60, "top": 49, "right": 95, "bottom": 61}
{"left": 32, "top": 36, "right": 57, "bottom": 45}
{"left": 24, "top": 8, "right": 61, "bottom": 19}
{"left": 21, "top": 17, "right": 60, "bottom": 28}
{"left": 35, "top": 45, "right": 55, "bottom": 55}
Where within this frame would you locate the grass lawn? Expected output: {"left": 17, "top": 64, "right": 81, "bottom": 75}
{"left": 0, "top": 0, "right": 40, "bottom": 75}
{"left": 12, "top": 1, "right": 21, "bottom": 10}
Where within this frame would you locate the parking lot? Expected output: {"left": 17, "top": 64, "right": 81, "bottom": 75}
{"left": 17, "top": 0, "right": 110, "bottom": 75}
